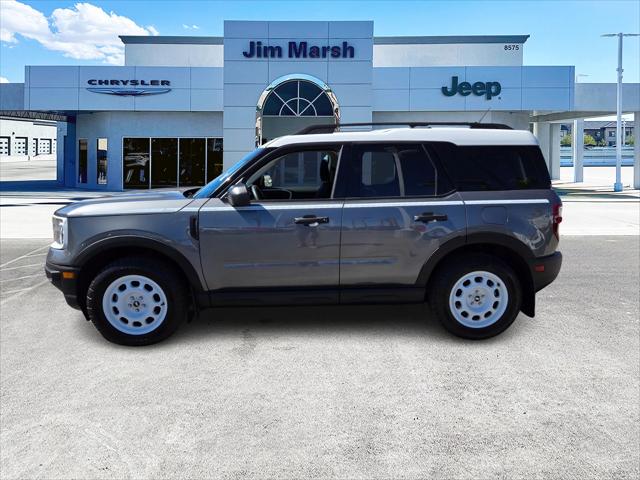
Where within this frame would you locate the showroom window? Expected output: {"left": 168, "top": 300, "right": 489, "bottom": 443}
{"left": 123, "top": 137, "right": 223, "bottom": 189}
{"left": 179, "top": 138, "right": 206, "bottom": 187}
{"left": 123, "top": 138, "right": 150, "bottom": 189}
{"left": 97, "top": 138, "right": 108, "bottom": 185}
{"left": 206, "top": 138, "right": 223, "bottom": 182}
{"left": 78, "top": 139, "right": 88, "bottom": 184}
{"left": 151, "top": 138, "right": 178, "bottom": 188}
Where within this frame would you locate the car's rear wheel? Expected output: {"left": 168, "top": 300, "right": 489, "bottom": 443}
{"left": 86, "top": 258, "right": 188, "bottom": 346}
{"left": 428, "top": 253, "right": 522, "bottom": 339}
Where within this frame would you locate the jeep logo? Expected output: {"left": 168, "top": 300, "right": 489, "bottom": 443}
{"left": 442, "top": 76, "right": 502, "bottom": 100}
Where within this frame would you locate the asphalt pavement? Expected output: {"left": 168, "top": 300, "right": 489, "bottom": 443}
{"left": 0, "top": 158, "right": 57, "bottom": 182}
{"left": 0, "top": 236, "right": 638, "bottom": 479}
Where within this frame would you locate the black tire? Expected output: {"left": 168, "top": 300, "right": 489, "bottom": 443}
{"left": 428, "top": 253, "right": 522, "bottom": 340}
{"left": 86, "top": 257, "right": 189, "bottom": 346}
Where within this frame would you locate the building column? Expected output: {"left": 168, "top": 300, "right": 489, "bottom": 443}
{"left": 635, "top": 111, "right": 640, "bottom": 190}
{"left": 56, "top": 122, "right": 67, "bottom": 185}
{"left": 63, "top": 121, "right": 76, "bottom": 188}
{"left": 533, "top": 122, "right": 551, "bottom": 169}
{"left": 572, "top": 119, "right": 584, "bottom": 183}
{"left": 549, "top": 123, "right": 561, "bottom": 180}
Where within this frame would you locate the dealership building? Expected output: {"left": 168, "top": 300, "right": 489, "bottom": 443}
{"left": 0, "top": 21, "right": 638, "bottom": 190}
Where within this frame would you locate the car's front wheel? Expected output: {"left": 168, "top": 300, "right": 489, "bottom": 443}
{"left": 86, "top": 258, "right": 188, "bottom": 346}
{"left": 428, "top": 253, "right": 522, "bottom": 339}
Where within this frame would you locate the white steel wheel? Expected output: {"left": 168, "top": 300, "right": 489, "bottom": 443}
{"left": 102, "top": 274, "right": 168, "bottom": 335}
{"left": 448, "top": 270, "right": 509, "bottom": 329}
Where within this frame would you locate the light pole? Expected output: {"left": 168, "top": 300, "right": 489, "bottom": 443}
{"left": 602, "top": 32, "right": 639, "bottom": 192}
{"left": 573, "top": 74, "right": 589, "bottom": 183}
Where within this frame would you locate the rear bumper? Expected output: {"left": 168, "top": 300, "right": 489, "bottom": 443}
{"left": 531, "top": 251, "right": 562, "bottom": 292}
{"left": 45, "top": 262, "right": 81, "bottom": 310}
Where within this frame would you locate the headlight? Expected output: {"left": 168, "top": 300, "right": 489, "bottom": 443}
{"left": 51, "top": 216, "right": 67, "bottom": 249}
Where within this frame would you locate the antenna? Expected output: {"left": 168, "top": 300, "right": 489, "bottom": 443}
{"left": 478, "top": 108, "right": 492, "bottom": 123}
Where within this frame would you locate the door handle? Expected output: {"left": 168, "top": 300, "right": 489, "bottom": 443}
{"left": 189, "top": 215, "right": 199, "bottom": 240}
{"left": 413, "top": 212, "right": 448, "bottom": 223}
{"left": 294, "top": 215, "right": 330, "bottom": 226}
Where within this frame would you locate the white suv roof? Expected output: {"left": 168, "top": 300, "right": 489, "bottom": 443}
{"left": 265, "top": 127, "right": 538, "bottom": 148}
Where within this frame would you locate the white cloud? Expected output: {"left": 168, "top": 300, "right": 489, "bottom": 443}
{"left": 0, "top": 1, "right": 159, "bottom": 65}
{"left": 0, "top": 0, "right": 49, "bottom": 44}
{"left": 182, "top": 24, "right": 200, "bottom": 30}
{"left": 0, "top": 77, "right": 10, "bottom": 83}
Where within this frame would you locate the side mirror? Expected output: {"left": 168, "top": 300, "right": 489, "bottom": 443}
{"left": 227, "top": 183, "right": 251, "bottom": 207}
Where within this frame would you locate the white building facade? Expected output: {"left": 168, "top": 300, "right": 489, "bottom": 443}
{"left": 0, "top": 21, "right": 638, "bottom": 190}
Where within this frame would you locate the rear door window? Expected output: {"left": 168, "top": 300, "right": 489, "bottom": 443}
{"left": 346, "top": 143, "right": 452, "bottom": 198}
{"left": 397, "top": 146, "right": 437, "bottom": 196}
{"left": 429, "top": 143, "right": 551, "bottom": 191}
{"left": 359, "top": 149, "right": 400, "bottom": 197}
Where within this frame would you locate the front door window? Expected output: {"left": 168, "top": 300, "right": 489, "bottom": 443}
{"left": 246, "top": 148, "right": 340, "bottom": 201}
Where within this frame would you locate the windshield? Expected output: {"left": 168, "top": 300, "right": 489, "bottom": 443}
{"left": 193, "top": 148, "right": 268, "bottom": 199}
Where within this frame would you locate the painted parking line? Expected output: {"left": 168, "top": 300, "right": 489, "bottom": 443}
{"left": 0, "top": 245, "right": 50, "bottom": 269}
{"left": 0, "top": 279, "right": 50, "bottom": 306}
{"left": 23, "top": 252, "right": 49, "bottom": 259}
{"left": 0, "top": 262, "right": 43, "bottom": 272}
{"left": 0, "top": 273, "right": 44, "bottom": 283}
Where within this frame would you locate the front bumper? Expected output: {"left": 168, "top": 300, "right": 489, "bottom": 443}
{"left": 531, "top": 251, "right": 562, "bottom": 292}
{"left": 45, "top": 261, "right": 81, "bottom": 310}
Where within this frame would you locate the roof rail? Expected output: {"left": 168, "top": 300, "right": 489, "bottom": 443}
{"left": 294, "top": 122, "right": 513, "bottom": 135}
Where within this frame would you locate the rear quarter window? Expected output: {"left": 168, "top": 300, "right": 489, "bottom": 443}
{"left": 429, "top": 143, "right": 551, "bottom": 191}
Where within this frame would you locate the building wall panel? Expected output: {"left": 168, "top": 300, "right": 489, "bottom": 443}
{"left": 190, "top": 89, "right": 223, "bottom": 111}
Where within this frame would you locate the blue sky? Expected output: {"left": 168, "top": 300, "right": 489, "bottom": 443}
{"left": 1, "top": 0, "right": 639, "bottom": 84}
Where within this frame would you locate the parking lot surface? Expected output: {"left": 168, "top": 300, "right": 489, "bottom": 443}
{"left": 1, "top": 236, "right": 639, "bottom": 479}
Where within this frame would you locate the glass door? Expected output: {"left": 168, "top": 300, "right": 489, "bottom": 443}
{"left": 151, "top": 138, "right": 178, "bottom": 188}
{"left": 179, "top": 138, "right": 205, "bottom": 187}
{"left": 123, "top": 138, "right": 150, "bottom": 189}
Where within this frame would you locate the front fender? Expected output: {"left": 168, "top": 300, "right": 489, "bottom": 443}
{"left": 74, "top": 231, "right": 206, "bottom": 291}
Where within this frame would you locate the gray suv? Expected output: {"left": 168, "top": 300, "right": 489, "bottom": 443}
{"left": 46, "top": 123, "right": 562, "bottom": 345}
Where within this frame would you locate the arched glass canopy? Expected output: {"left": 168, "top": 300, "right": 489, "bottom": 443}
{"left": 262, "top": 79, "right": 334, "bottom": 117}
{"left": 256, "top": 74, "right": 339, "bottom": 145}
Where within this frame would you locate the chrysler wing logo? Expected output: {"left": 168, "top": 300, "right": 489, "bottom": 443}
{"left": 86, "top": 79, "right": 172, "bottom": 96}
{"left": 87, "top": 87, "right": 171, "bottom": 96}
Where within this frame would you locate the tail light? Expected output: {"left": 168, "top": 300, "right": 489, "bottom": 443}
{"left": 552, "top": 201, "right": 563, "bottom": 240}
